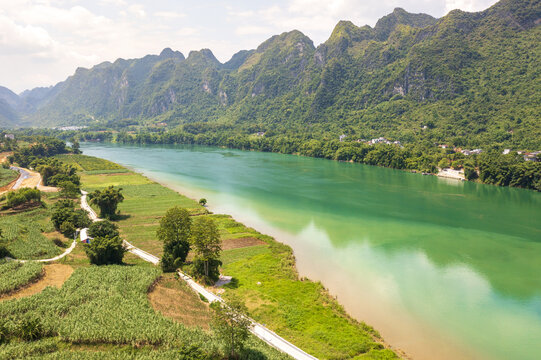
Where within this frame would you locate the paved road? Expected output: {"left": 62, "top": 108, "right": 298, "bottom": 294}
{"left": 10, "top": 166, "right": 30, "bottom": 189}
{"left": 79, "top": 191, "right": 317, "bottom": 360}
{"left": 18, "top": 239, "right": 77, "bottom": 263}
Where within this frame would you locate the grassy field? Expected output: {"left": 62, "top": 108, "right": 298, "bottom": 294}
{"left": 80, "top": 171, "right": 202, "bottom": 256}
{"left": 0, "top": 167, "right": 18, "bottom": 188}
{"left": 0, "top": 261, "right": 43, "bottom": 295}
{"left": 0, "top": 203, "right": 69, "bottom": 260}
{"left": 74, "top": 154, "right": 398, "bottom": 359}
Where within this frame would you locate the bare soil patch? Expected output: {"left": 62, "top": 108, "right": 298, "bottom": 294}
{"left": 148, "top": 275, "right": 211, "bottom": 330}
{"left": 0, "top": 264, "right": 73, "bottom": 301}
{"left": 222, "top": 236, "right": 266, "bottom": 250}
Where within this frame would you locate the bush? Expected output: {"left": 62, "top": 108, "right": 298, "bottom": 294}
{"left": 0, "top": 322, "right": 6, "bottom": 344}
{"left": 88, "top": 220, "right": 119, "bottom": 238}
{"left": 51, "top": 206, "right": 90, "bottom": 232}
{"left": 6, "top": 188, "right": 41, "bottom": 208}
{"left": 84, "top": 236, "right": 126, "bottom": 265}
{"left": 16, "top": 318, "right": 45, "bottom": 341}
{"left": 59, "top": 221, "right": 76, "bottom": 238}
{"left": 0, "top": 245, "right": 11, "bottom": 259}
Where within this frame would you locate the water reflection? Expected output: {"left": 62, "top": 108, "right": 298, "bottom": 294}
{"left": 81, "top": 142, "right": 541, "bottom": 360}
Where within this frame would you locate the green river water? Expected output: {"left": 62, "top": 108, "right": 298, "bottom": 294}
{"left": 81, "top": 142, "right": 541, "bottom": 360}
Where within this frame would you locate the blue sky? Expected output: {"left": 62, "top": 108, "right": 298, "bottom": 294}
{"left": 0, "top": 0, "right": 498, "bottom": 92}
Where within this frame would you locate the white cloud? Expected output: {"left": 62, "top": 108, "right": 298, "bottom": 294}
{"left": 154, "top": 11, "right": 185, "bottom": 19}
{"left": 444, "top": 0, "right": 497, "bottom": 13}
{"left": 128, "top": 4, "right": 146, "bottom": 18}
{"left": 235, "top": 25, "right": 274, "bottom": 36}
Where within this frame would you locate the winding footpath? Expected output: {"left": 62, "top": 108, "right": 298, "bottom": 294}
{"left": 80, "top": 192, "right": 317, "bottom": 360}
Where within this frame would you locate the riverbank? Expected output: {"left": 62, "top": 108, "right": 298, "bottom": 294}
{"left": 79, "top": 142, "right": 541, "bottom": 360}
{"left": 74, "top": 154, "right": 401, "bottom": 359}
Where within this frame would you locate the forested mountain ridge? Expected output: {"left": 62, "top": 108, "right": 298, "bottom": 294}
{"left": 2, "top": 0, "right": 540, "bottom": 149}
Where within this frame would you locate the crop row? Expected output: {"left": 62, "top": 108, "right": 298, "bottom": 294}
{"left": 0, "top": 265, "right": 290, "bottom": 359}
{"left": 0, "top": 261, "right": 43, "bottom": 295}
{"left": 0, "top": 208, "right": 60, "bottom": 260}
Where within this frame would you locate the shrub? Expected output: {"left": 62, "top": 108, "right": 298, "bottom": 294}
{"left": 51, "top": 206, "right": 90, "bottom": 232}
{"left": 0, "top": 245, "right": 11, "bottom": 259}
{"left": 199, "top": 198, "right": 207, "bottom": 206}
{"left": 60, "top": 221, "right": 76, "bottom": 238}
{"left": 16, "top": 318, "right": 45, "bottom": 341}
{"left": 6, "top": 188, "right": 41, "bottom": 209}
{"left": 84, "top": 236, "right": 126, "bottom": 265}
{"left": 88, "top": 220, "right": 119, "bottom": 238}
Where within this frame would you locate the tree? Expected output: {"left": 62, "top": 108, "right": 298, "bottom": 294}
{"left": 6, "top": 188, "right": 41, "bottom": 208}
{"left": 210, "top": 297, "right": 252, "bottom": 359}
{"left": 157, "top": 206, "right": 192, "bottom": 272}
{"left": 60, "top": 221, "right": 76, "bottom": 238}
{"left": 89, "top": 186, "right": 124, "bottom": 219}
{"left": 84, "top": 236, "right": 126, "bottom": 265}
{"left": 88, "top": 220, "right": 119, "bottom": 238}
{"left": 191, "top": 217, "right": 222, "bottom": 281}
{"left": 71, "top": 138, "right": 81, "bottom": 154}
{"left": 199, "top": 198, "right": 207, "bottom": 206}
{"left": 59, "top": 181, "right": 80, "bottom": 198}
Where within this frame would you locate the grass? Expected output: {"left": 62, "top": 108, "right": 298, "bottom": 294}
{"left": 0, "top": 167, "right": 18, "bottom": 188}
{"left": 0, "top": 261, "right": 43, "bottom": 295}
{"left": 221, "top": 245, "right": 270, "bottom": 266}
{"left": 80, "top": 171, "right": 202, "bottom": 256}
{"left": 72, "top": 154, "right": 398, "bottom": 359}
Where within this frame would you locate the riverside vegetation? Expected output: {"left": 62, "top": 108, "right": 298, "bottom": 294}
{"left": 1, "top": 0, "right": 540, "bottom": 190}
{"left": 0, "top": 139, "right": 398, "bottom": 358}
{"left": 76, "top": 153, "right": 399, "bottom": 358}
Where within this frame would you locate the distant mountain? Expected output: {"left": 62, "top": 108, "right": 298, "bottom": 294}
{"left": 3, "top": 0, "right": 540, "bottom": 148}
{"left": 0, "top": 87, "right": 20, "bottom": 126}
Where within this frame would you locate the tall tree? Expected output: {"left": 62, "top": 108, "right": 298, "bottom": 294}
{"left": 191, "top": 217, "right": 222, "bottom": 280}
{"left": 157, "top": 206, "right": 192, "bottom": 272}
{"left": 210, "top": 297, "right": 252, "bottom": 359}
{"left": 89, "top": 186, "right": 124, "bottom": 219}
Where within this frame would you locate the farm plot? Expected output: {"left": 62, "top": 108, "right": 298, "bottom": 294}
{"left": 0, "top": 265, "right": 290, "bottom": 360}
{"left": 0, "top": 261, "right": 43, "bottom": 295}
{"left": 53, "top": 154, "right": 124, "bottom": 172}
{"left": 0, "top": 167, "right": 18, "bottom": 188}
{"left": 0, "top": 207, "right": 64, "bottom": 260}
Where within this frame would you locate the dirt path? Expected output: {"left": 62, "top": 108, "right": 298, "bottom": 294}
{"left": 0, "top": 264, "right": 73, "bottom": 301}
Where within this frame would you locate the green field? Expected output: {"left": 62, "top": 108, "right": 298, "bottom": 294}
{"left": 80, "top": 171, "right": 202, "bottom": 256}
{"left": 0, "top": 205, "right": 67, "bottom": 260}
{"left": 0, "top": 167, "right": 18, "bottom": 188}
{"left": 0, "top": 261, "right": 43, "bottom": 295}
{"left": 74, "top": 154, "right": 397, "bottom": 359}
{"left": 0, "top": 265, "right": 289, "bottom": 359}
{"left": 53, "top": 154, "right": 124, "bottom": 172}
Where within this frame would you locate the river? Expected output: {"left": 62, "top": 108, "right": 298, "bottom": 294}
{"left": 81, "top": 142, "right": 541, "bottom": 360}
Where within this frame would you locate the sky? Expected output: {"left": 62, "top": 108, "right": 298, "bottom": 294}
{"left": 0, "top": 0, "right": 499, "bottom": 93}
